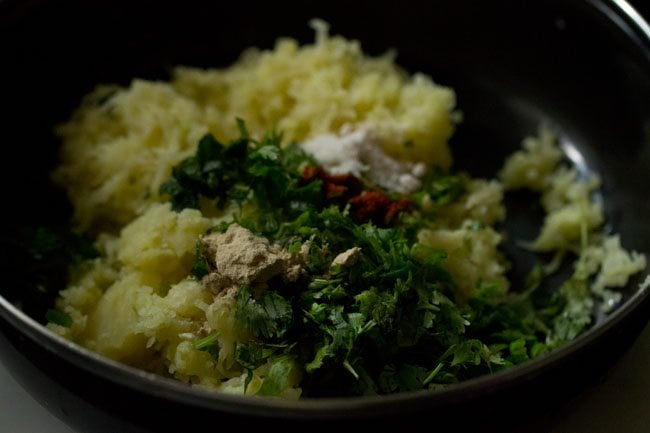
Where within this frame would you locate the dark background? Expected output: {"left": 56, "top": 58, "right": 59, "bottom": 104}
{"left": 631, "top": 1, "right": 649, "bottom": 17}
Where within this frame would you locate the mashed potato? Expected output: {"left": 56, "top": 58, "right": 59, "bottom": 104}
{"left": 48, "top": 23, "right": 645, "bottom": 396}
{"left": 53, "top": 20, "right": 455, "bottom": 233}
{"left": 48, "top": 23, "right": 458, "bottom": 393}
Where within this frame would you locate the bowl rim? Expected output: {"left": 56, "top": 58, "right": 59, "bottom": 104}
{"left": 1, "top": 0, "right": 649, "bottom": 420}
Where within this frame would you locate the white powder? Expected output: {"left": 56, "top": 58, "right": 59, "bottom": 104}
{"left": 301, "top": 126, "right": 427, "bottom": 194}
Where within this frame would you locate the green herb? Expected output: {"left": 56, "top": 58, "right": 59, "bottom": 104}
{"left": 190, "top": 240, "right": 209, "bottom": 279}
{"left": 235, "top": 342, "right": 280, "bottom": 370}
{"left": 416, "top": 167, "right": 466, "bottom": 205}
{"left": 547, "top": 219, "right": 594, "bottom": 347}
{"left": 548, "top": 270, "right": 592, "bottom": 346}
{"left": 28, "top": 227, "right": 98, "bottom": 263}
{"left": 45, "top": 308, "right": 73, "bottom": 328}
{"left": 235, "top": 286, "right": 293, "bottom": 340}
{"left": 4, "top": 227, "right": 98, "bottom": 322}
{"left": 160, "top": 133, "right": 249, "bottom": 211}
{"left": 159, "top": 121, "right": 319, "bottom": 231}
{"left": 466, "top": 220, "right": 486, "bottom": 231}
{"left": 193, "top": 332, "right": 220, "bottom": 359}
{"left": 257, "top": 356, "right": 295, "bottom": 396}
{"left": 225, "top": 204, "right": 484, "bottom": 395}
{"left": 166, "top": 124, "right": 606, "bottom": 396}
{"left": 378, "top": 364, "right": 429, "bottom": 393}
{"left": 235, "top": 342, "right": 290, "bottom": 394}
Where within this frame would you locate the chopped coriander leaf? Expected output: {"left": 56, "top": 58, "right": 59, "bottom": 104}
{"left": 46, "top": 308, "right": 73, "bottom": 328}
{"left": 417, "top": 167, "right": 466, "bottom": 205}
{"left": 236, "top": 117, "right": 250, "bottom": 139}
{"left": 207, "top": 221, "right": 234, "bottom": 234}
{"left": 466, "top": 220, "right": 486, "bottom": 231}
{"left": 224, "top": 200, "right": 495, "bottom": 394}
{"left": 160, "top": 133, "right": 250, "bottom": 211}
{"left": 378, "top": 364, "right": 429, "bottom": 393}
{"left": 28, "top": 227, "right": 98, "bottom": 264}
{"left": 190, "top": 240, "right": 209, "bottom": 279}
{"left": 549, "top": 273, "right": 592, "bottom": 346}
{"left": 257, "top": 356, "right": 296, "bottom": 396}
{"left": 165, "top": 124, "right": 622, "bottom": 397}
{"left": 193, "top": 332, "right": 220, "bottom": 359}
{"left": 160, "top": 123, "right": 318, "bottom": 226}
{"left": 235, "top": 342, "right": 281, "bottom": 370}
{"left": 235, "top": 286, "right": 293, "bottom": 340}
{"left": 4, "top": 227, "right": 98, "bottom": 322}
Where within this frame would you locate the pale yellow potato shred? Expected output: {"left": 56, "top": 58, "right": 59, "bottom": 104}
{"left": 53, "top": 20, "right": 455, "bottom": 233}
{"left": 48, "top": 24, "right": 645, "bottom": 396}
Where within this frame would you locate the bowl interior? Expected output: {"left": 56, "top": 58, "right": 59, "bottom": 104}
{"left": 0, "top": 0, "right": 649, "bottom": 402}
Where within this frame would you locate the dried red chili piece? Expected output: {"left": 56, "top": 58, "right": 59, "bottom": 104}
{"left": 300, "top": 165, "right": 323, "bottom": 184}
{"left": 349, "top": 191, "right": 411, "bottom": 225}
{"left": 300, "top": 165, "right": 362, "bottom": 203}
{"left": 324, "top": 182, "right": 349, "bottom": 199}
{"left": 301, "top": 165, "right": 410, "bottom": 225}
{"left": 384, "top": 198, "right": 411, "bottom": 224}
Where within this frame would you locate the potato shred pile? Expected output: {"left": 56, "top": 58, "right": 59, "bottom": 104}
{"left": 46, "top": 21, "right": 645, "bottom": 397}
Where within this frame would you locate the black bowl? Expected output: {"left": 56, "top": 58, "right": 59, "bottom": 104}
{"left": 1, "top": 1, "right": 649, "bottom": 432}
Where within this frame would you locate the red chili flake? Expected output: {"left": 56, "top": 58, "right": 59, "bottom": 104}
{"left": 324, "top": 182, "right": 349, "bottom": 199}
{"left": 300, "top": 165, "right": 410, "bottom": 225}
{"left": 349, "top": 191, "right": 411, "bottom": 225}
{"left": 300, "top": 165, "right": 362, "bottom": 203}
{"left": 300, "top": 165, "right": 323, "bottom": 183}
{"left": 385, "top": 198, "right": 412, "bottom": 224}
